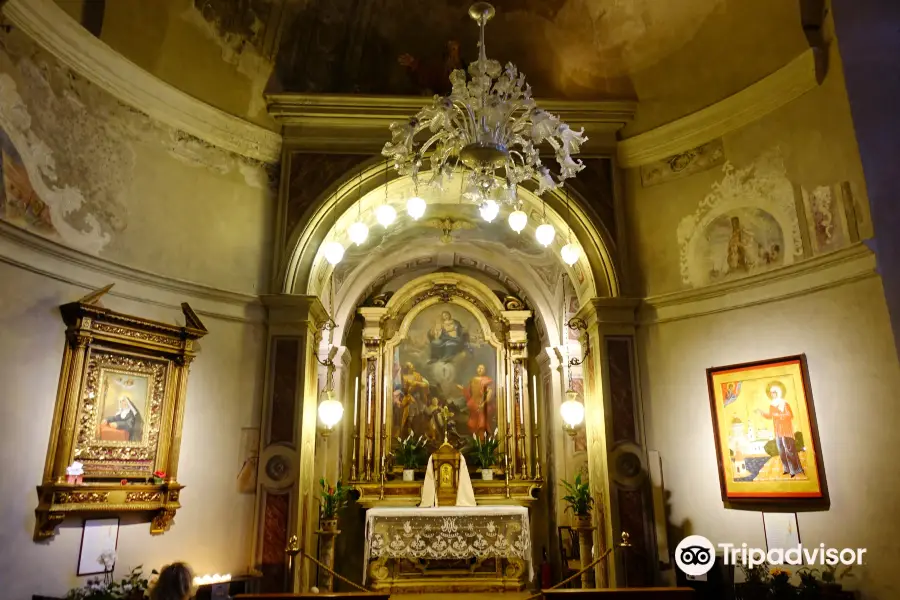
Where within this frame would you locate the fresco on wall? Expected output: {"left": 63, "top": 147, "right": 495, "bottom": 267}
{"left": 801, "top": 184, "right": 853, "bottom": 255}
{"left": 0, "top": 128, "right": 56, "bottom": 234}
{"left": 678, "top": 150, "right": 803, "bottom": 288}
{"left": 393, "top": 303, "right": 498, "bottom": 450}
{"left": 640, "top": 139, "right": 725, "bottom": 187}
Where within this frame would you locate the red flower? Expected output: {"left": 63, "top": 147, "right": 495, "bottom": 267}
{"left": 120, "top": 479, "right": 128, "bottom": 485}
{"left": 153, "top": 470, "right": 166, "bottom": 479}
{"left": 328, "top": 487, "right": 335, "bottom": 495}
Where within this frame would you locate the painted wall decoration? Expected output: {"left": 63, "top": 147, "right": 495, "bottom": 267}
{"left": 0, "top": 127, "right": 56, "bottom": 234}
{"left": 801, "top": 183, "right": 856, "bottom": 255}
{"left": 640, "top": 139, "right": 726, "bottom": 187}
{"left": 677, "top": 150, "right": 803, "bottom": 288}
{"left": 707, "top": 355, "right": 826, "bottom": 505}
{"left": 392, "top": 303, "right": 498, "bottom": 449}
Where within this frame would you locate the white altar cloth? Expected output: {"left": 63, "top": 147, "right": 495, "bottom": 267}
{"left": 363, "top": 506, "right": 532, "bottom": 583}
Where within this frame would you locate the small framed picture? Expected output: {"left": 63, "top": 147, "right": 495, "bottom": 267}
{"left": 763, "top": 512, "right": 801, "bottom": 552}
{"left": 77, "top": 518, "right": 120, "bottom": 576}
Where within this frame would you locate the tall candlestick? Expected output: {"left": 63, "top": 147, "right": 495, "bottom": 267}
{"left": 532, "top": 375, "right": 538, "bottom": 426}
{"left": 353, "top": 376, "right": 359, "bottom": 427}
{"left": 505, "top": 385, "right": 511, "bottom": 423}
{"left": 518, "top": 370, "right": 525, "bottom": 427}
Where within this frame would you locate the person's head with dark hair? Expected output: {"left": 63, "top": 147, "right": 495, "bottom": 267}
{"left": 151, "top": 562, "right": 193, "bottom": 600}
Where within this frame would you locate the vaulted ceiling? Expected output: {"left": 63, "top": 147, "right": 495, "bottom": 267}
{"left": 51, "top": 0, "right": 810, "bottom": 131}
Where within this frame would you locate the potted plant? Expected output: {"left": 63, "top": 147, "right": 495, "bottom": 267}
{"left": 318, "top": 478, "right": 349, "bottom": 533}
{"left": 394, "top": 433, "right": 426, "bottom": 480}
{"left": 821, "top": 563, "right": 854, "bottom": 593}
{"left": 797, "top": 567, "right": 821, "bottom": 599}
{"left": 736, "top": 563, "right": 771, "bottom": 600}
{"left": 65, "top": 565, "right": 156, "bottom": 600}
{"left": 468, "top": 429, "right": 500, "bottom": 479}
{"left": 770, "top": 568, "right": 795, "bottom": 600}
{"left": 561, "top": 473, "right": 593, "bottom": 529}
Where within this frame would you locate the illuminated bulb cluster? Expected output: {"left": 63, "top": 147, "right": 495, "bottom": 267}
{"left": 193, "top": 574, "right": 232, "bottom": 586}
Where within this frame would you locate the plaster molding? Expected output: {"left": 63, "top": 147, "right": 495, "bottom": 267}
{"left": 617, "top": 49, "right": 820, "bottom": 168}
{"left": 2, "top": 0, "right": 281, "bottom": 163}
{"left": 0, "top": 221, "right": 264, "bottom": 323}
{"left": 267, "top": 93, "right": 636, "bottom": 155}
{"left": 641, "top": 243, "right": 876, "bottom": 324}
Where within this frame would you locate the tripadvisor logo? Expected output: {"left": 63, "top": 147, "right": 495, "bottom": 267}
{"left": 675, "top": 536, "right": 716, "bottom": 576}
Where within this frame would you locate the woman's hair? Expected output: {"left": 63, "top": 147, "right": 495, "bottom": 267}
{"left": 151, "top": 562, "right": 193, "bottom": 600}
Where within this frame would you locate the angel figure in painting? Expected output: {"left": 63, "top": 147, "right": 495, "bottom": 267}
{"left": 427, "top": 310, "right": 470, "bottom": 363}
{"left": 100, "top": 396, "right": 144, "bottom": 442}
{"left": 458, "top": 364, "right": 494, "bottom": 437}
{"left": 754, "top": 381, "right": 805, "bottom": 478}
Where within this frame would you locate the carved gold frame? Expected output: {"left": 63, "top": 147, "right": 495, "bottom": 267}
{"left": 34, "top": 285, "right": 207, "bottom": 541}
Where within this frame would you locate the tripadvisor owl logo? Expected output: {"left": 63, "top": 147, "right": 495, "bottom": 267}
{"left": 675, "top": 535, "right": 716, "bottom": 576}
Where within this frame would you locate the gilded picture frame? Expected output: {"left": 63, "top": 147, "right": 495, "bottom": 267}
{"left": 706, "top": 355, "right": 828, "bottom": 508}
{"left": 34, "top": 286, "right": 207, "bottom": 540}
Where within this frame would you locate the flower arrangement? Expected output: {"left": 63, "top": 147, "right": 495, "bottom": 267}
{"left": 65, "top": 565, "right": 156, "bottom": 600}
{"left": 151, "top": 470, "right": 166, "bottom": 485}
{"left": 394, "top": 433, "right": 427, "bottom": 470}
{"left": 561, "top": 473, "right": 593, "bottom": 516}
{"left": 319, "top": 478, "right": 350, "bottom": 520}
{"left": 467, "top": 429, "right": 500, "bottom": 470}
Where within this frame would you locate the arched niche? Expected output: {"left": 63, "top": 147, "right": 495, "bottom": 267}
{"left": 280, "top": 158, "right": 621, "bottom": 309}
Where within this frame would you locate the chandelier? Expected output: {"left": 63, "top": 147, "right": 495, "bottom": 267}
{"left": 382, "top": 2, "right": 588, "bottom": 234}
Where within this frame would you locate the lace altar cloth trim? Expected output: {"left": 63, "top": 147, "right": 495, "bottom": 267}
{"left": 363, "top": 506, "right": 532, "bottom": 582}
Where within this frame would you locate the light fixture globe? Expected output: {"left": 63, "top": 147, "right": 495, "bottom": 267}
{"left": 535, "top": 223, "right": 555, "bottom": 246}
{"left": 561, "top": 242, "right": 580, "bottom": 265}
{"left": 407, "top": 196, "right": 426, "bottom": 219}
{"left": 318, "top": 394, "right": 344, "bottom": 430}
{"left": 348, "top": 221, "right": 369, "bottom": 245}
{"left": 479, "top": 199, "right": 500, "bottom": 222}
{"left": 508, "top": 209, "right": 527, "bottom": 233}
{"left": 376, "top": 204, "right": 397, "bottom": 227}
{"left": 561, "top": 390, "right": 585, "bottom": 435}
{"left": 322, "top": 241, "right": 345, "bottom": 265}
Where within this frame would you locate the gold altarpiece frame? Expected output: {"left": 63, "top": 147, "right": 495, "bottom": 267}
{"left": 34, "top": 285, "right": 207, "bottom": 541}
{"left": 347, "top": 274, "right": 542, "bottom": 506}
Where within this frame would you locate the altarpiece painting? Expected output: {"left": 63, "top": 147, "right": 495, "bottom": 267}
{"left": 707, "top": 355, "right": 826, "bottom": 505}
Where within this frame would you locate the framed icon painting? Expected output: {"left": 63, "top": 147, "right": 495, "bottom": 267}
{"left": 706, "top": 355, "right": 827, "bottom": 507}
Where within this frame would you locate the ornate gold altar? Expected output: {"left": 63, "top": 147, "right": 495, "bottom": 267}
{"left": 364, "top": 506, "right": 532, "bottom": 593}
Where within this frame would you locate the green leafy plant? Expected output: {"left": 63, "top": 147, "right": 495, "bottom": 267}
{"left": 65, "top": 566, "right": 156, "bottom": 600}
{"left": 739, "top": 562, "right": 771, "bottom": 585}
{"left": 796, "top": 567, "right": 821, "bottom": 589}
{"left": 319, "top": 478, "right": 350, "bottom": 520}
{"left": 467, "top": 429, "right": 500, "bottom": 469}
{"left": 561, "top": 473, "right": 593, "bottom": 516}
{"left": 821, "top": 563, "right": 855, "bottom": 587}
{"left": 394, "top": 433, "right": 427, "bottom": 469}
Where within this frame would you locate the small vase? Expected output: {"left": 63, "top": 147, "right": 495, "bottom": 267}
{"left": 573, "top": 514, "right": 593, "bottom": 530}
{"left": 402, "top": 469, "right": 415, "bottom": 482}
{"left": 320, "top": 518, "right": 339, "bottom": 534}
{"left": 481, "top": 468, "right": 494, "bottom": 480}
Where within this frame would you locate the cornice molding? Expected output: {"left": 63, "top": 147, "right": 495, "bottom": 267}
{"left": 2, "top": 0, "right": 281, "bottom": 163}
{"left": 641, "top": 243, "right": 876, "bottom": 324}
{"left": 0, "top": 221, "right": 264, "bottom": 323}
{"left": 266, "top": 93, "right": 637, "bottom": 155}
{"left": 617, "top": 49, "right": 821, "bottom": 168}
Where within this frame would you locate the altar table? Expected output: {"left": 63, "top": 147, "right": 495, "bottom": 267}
{"left": 363, "top": 506, "right": 532, "bottom": 592}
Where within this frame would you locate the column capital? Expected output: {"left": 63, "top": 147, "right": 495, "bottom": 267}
{"left": 261, "top": 294, "right": 329, "bottom": 328}
{"left": 573, "top": 297, "right": 641, "bottom": 333}
{"left": 358, "top": 306, "right": 388, "bottom": 341}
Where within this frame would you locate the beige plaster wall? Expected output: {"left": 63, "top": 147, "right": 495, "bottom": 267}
{"left": 639, "top": 275, "right": 900, "bottom": 599}
{"left": 0, "top": 261, "right": 267, "bottom": 600}
{"left": 0, "top": 29, "right": 274, "bottom": 295}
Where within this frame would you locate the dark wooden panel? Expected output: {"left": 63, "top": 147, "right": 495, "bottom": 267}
{"left": 260, "top": 492, "right": 291, "bottom": 593}
{"left": 607, "top": 337, "right": 636, "bottom": 444}
{"left": 270, "top": 337, "right": 300, "bottom": 444}
{"left": 618, "top": 488, "right": 651, "bottom": 587}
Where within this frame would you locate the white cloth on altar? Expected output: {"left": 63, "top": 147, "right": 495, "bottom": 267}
{"left": 419, "top": 454, "right": 476, "bottom": 507}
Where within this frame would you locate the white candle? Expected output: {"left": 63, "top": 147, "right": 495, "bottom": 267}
{"left": 532, "top": 375, "right": 538, "bottom": 426}
{"left": 353, "top": 376, "right": 359, "bottom": 427}
{"left": 518, "top": 372, "right": 525, "bottom": 427}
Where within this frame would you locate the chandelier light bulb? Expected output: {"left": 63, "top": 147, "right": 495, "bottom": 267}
{"left": 318, "top": 395, "right": 344, "bottom": 428}
{"left": 535, "top": 223, "right": 556, "bottom": 247}
{"left": 561, "top": 243, "right": 580, "bottom": 265}
{"left": 376, "top": 204, "right": 397, "bottom": 227}
{"left": 479, "top": 199, "right": 500, "bottom": 222}
{"left": 322, "top": 241, "right": 345, "bottom": 265}
{"left": 348, "top": 221, "right": 369, "bottom": 246}
{"left": 560, "top": 393, "right": 585, "bottom": 429}
{"left": 508, "top": 209, "right": 527, "bottom": 233}
{"left": 407, "top": 196, "right": 426, "bottom": 220}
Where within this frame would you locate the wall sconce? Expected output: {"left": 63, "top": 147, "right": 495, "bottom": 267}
{"left": 560, "top": 388, "right": 585, "bottom": 437}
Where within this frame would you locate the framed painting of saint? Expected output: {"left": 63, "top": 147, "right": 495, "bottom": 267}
{"left": 389, "top": 301, "right": 502, "bottom": 453}
{"left": 706, "top": 355, "right": 827, "bottom": 506}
